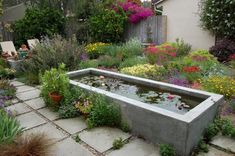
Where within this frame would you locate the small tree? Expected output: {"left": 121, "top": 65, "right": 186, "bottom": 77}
{"left": 13, "top": 8, "right": 65, "bottom": 46}
{"left": 200, "top": 0, "right": 235, "bottom": 39}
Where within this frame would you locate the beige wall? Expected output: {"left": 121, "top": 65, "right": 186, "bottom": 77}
{"left": 159, "top": 0, "right": 215, "bottom": 50}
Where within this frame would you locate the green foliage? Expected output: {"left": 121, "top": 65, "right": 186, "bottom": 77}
{"left": 159, "top": 144, "right": 176, "bottom": 156}
{"left": 204, "top": 123, "right": 219, "bottom": 142}
{"left": 119, "top": 57, "right": 147, "bottom": 69}
{"left": 220, "top": 119, "right": 234, "bottom": 136}
{"left": 21, "top": 35, "right": 83, "bottom": 84}
{"left": 75, "top": 135, "right": 81, "bottom": 143}
{"left": 87, "top": 95, "right": 121, "bottom": 129}
{"left": 79, "top": 60, "right": 99, "bottom": 69}
{"left": 113, "top": 138, "right": 124, "bottom": 150}
{"left": 98, "top": 55, "right": 121, "bottom": 68}
{"left": 41, "top": 64, "right": 70, "bottom": 107}
{"left": 58, "top": 104, "right": 80, "bottom": 119}
{"left": 120, "top": 121, "right": 131, "bottom": 133}
{"left": 89, "top": 7, "right": 127, "bottom": 43}
{"left": 0, "top": 109, "right": 23, "bottom": 144}
{"left": 13, "top": 8, "right": 65, "bottom": 46}
{"left": 119, "top": 38, "right": 143, "bottom": 58}
{"left": 197, "top": 139, "right": 209, "bottom": 153}
{"left": 173, "top": 38, "right": 192, "bottom": 56}
{"left": 200, "top": 0, "right": 235, "bottom": 38}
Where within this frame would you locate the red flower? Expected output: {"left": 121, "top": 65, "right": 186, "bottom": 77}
{"left": 183, "top": 66, "right": 200, "bottom": 73}
{"left": 229, "top": 54, "right": 235, "bottom": 60}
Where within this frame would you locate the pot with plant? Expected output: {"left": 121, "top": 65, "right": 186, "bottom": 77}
{"left": 41, "top": 64, "right": 69, "bottom": 105}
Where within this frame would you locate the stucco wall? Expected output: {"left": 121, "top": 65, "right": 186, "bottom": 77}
{"left": 159, "top": 0, "right": 215, "bottom": 50}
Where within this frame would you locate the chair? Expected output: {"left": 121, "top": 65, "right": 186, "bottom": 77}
{"left": 27, "top": 39, "right": 40, "bottom": 50}
{"left": 0, "top": 41, "right": 17, "bottom": 56}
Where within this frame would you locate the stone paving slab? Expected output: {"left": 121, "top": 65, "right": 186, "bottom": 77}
{"left": 198, "top": 146, "right": 234, "bottom": 156}
{"left": 6, "top": 103, "right": 31, "bottom": 115}
{"left": 16, "top": 85, "right": 36, "bottom": 93}
{"left": 24, "top": 97, "right": 46, "bottom": 109}
{"left": 16, "top": 89, "right": 41, "bottom": 101}
{"left": 38, "top": 107, "right": 60, "bottom": 121}
{"left": 16, "top": 112, "right": 47, "bottom": 130}
{"left": 54, "top": 117, "right": 87, "bottom": 134}
{"left": 25, "top": 123, "right": 68, "bottom": 143}
{"left": 106, "top": 138, "right": 160, "bottom": 156}
{"left": 10, "top": 81, "right": 25, "bottom": 87}
{"left": 79, "top": 127, "right": 131, "bottom": 153}
{"left": 211, "top": 135, "right": 235, "bottom": 153}
{"left": 51, "top": 137, "right": 94, "bottom": 156}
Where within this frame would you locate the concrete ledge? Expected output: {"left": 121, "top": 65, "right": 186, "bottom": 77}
{"left": 68, "top": 68, "right": 224, "bottom": 156}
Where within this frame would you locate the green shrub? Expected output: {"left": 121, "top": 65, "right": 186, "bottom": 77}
{"left": 98, "top": 55, "right": 121, "bottom": 68}
{"left": 200, "top": 0, "right": 235, "bottom": 38}
{"left": 221, "top": 120, "right": 234, "bottom": 136}
{"left": 79, "top": 60, "right": 99, "bottom": 69}
{"left": 197, "top": 139, "right": 209, "bottom": 153}
{"left": 159, "top": 144, "right": 176, "bottom": 156}
{"left": 119, "top": 57, "right": 147, "bottom": 69}
{"left": 21, "top": 35, "right": 83, "bottom": 84}
{"left": 120, "top": 121, "right": 131, "bottom": 133}
{"left": 113, "top": 138, "right": 124, "bottom": 150}
{"left": 204, "top": 123, "right": 219, "bottom": 142}
{"left": 173, "top": 38, "right": 191, "bottom": 56}
{"left": 0, "top": 109, "right": 23, "bottom": 144}
{"left": 58, "top": 104, "right": 80, "bottom": 119}
{"left": 13, "top": 8, "right": 65, "bottom": 46}
{"left": 87, "top": 95, "right": 121, "bottom": 129}
{"left": 89, "top": 7, "right": 127, "bottom": 43}
{"left": 119, "top": 38, "right": 143, "bottom": 58}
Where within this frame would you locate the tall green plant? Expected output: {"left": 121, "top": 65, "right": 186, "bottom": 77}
{"left": 41, "top": 64, "right": 70, "bottom": 106}
{"left": 13, "top": 8, "right": 65, "bottom": 46}
{"left": 200, "top": 0, "right": 235, "bottom": 38}
{"left": 0, "top": 109, "right": 23, "bottom": 144}
{"left": 89, "top": 7, "right": 127, "bottom": 43}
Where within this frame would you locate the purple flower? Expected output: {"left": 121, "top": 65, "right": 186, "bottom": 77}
{"left": 169, "top": 77, "right": 189, "bottom": 87}
{"left": 80, "top": 53, "right": 88, "bottom": 61}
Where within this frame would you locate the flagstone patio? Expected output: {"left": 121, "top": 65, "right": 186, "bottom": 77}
{"left": 9, "top": 80, "right": 235, "bottom": 156}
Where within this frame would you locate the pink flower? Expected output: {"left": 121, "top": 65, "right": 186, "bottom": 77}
{"left": 167, "top": 95, "right": 175, "bottom": 100}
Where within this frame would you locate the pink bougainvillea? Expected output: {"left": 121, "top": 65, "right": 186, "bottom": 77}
{"left": 118, "top": 1, "right": 154, "bottom": 24}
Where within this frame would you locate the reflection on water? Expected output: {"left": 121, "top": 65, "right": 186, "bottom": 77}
{"left": 72, "top": 74, "right": 204, "bottom": 115}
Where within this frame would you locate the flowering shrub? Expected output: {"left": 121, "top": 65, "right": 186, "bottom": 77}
{"left": 120, "top": 64, "right": 166, "bottom": 80}
{"left": 201, "top": 76, "right": 235, "bottom": 98}
{"left": 118, "top": 1, "right": 153, "bottom": 24}
{"left": 168, "top": 77, "right": 189, "bottom": 87}
{"left": 75, "top": 99, "right": 93, "bottom": 115}
{"left": 200, "top": 0, "right": 235, "bottom": 38}
{"left": 85, "top": 42, "right": 110, "bottom": 59}
{"left": 182, "top": 66, "right": 202, "bottom": 82}
{"left": 145, "top": 44, "right": 177, "bottom": 65}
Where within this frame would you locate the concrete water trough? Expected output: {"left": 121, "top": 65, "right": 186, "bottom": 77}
{"left": 68, "top": 68, "right": 224, "bottom": 156}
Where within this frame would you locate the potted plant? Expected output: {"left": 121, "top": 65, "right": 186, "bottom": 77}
{"left": 41, "top": 64, "right": 69, "bottom": 105}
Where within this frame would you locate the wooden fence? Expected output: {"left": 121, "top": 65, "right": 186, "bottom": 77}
{"left": 124, "top": 15, "right": 167, "bottom": 45}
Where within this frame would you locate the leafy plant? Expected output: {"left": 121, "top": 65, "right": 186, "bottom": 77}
{"left": 75, "top": 135, "right": 81, "bottom": 143}
{"left": 119, "top": 57, "right": 147, "bottom": 69}
{"left": 98, "top": 55, "right": 121, "bottom": 68}
{"left": 173, "top": 38, "right": 191, "bottom": 57}
{"left": 13, "top": 8, "right": 65, "bottom": 46}
{"left": 204, "top": 123, "right": 219, "bottom": 142}
{"left": 209, "top": 38, "right": 235, "bottom": 62}
{"left": 58, "top": 104, "right": 80, "bottom": 119}
{"left": 200, "top": 0, "right": 235, "bottom": 38}
{"left": 89, "top": 7, "right": 127, "bottom": 43}
{"left": 0, "top": 109, "right": 23, "bottom": 144}
{"left": 120, "top": 121, "right": 131, "bottom": 133}
{"left": 85, "top": 42, "right": 110, "bottom": 59}
{"left": 21, "top": 35, "right": 83, "bottom": 84}
{"left": 41, "top": 64, "right": 70, "bottom": 106}
{"left": 159, "top": 144, "right": 176, "bottom": 156}
{"left": 87, "top": 94, "right": 121, "bottom": 129}
{"left": 197, "top": 139, "right": 209, "bottom": 153}
{"left": 79, "top": 60, "right": 99, "bottom": 69}
{"left": 113, "top": 138, "right": 124, "bottom": 150}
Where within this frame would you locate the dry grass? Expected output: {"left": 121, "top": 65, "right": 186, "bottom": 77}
{"left": 0, "top": 133, "right": 53, "bottom": 156}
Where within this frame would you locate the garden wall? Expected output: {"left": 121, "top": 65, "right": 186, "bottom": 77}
{"left": 124, "top": 16, "right": 167, "bottom": 45}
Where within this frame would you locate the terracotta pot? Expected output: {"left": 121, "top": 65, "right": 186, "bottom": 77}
{"left": 48, "top": 92, "right": 63, "bottom": 103}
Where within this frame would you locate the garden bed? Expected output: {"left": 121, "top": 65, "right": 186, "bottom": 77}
{"left": 68, "top": 68, "right": 224, "bottom": 156}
